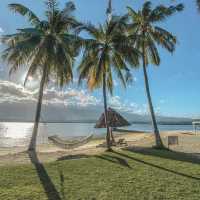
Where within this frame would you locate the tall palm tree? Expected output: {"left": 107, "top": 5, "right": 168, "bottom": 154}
{"left": 78, "top": 16, "right": 139, "bottom": 150}
{"left": 127, "top": 1, "right": 184, "bottom": 149}
{"left": 1, "top": 0, "right": 82, "bottom": 151}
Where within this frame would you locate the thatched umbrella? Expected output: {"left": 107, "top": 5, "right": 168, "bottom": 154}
{"left": 95, "top": 107, "right": 130, "bottom": 128}
{"left": 95, "top": 107, "right": 131, "bottom": 143}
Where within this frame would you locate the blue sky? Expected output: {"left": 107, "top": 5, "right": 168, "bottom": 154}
{"left": 0, "top": 0, "right": 200, "bottom": 119}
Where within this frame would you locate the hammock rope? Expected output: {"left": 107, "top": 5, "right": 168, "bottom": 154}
{"left": 48, "top": 134, "right": 93, "bottom": 149}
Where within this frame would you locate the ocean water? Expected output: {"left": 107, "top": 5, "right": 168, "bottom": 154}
{"left": 0, "top": 122, "right": 194, "bottom": 147}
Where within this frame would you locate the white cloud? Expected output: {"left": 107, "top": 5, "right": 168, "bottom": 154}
{"left": 108, "top": 95, "right": 149, "bottom": 115}
{"left": 133, "top": 77, "right": 137, "bottom": 82}
{"left": 0, "top": 80, "right": 100, "bottom": 108}
{"left": 0, "top": 79, "right": 156, "bottom": 121}
{"left": 0, "top": 27, "right": 3, "bottom": 33}
{"left": 159, "top": 99, "right": 166, "bottom": 104}
{"left": 0, "top": 80, "right": 37, "bottom": 104}
{"left": 109, "top": 96, "right": 122, "bottom": 108}
{"left": 0, "top": 27, "right": 4, "bottom": 45}
{"left": 113, "top": 80, "right": 119, "bottom": 87}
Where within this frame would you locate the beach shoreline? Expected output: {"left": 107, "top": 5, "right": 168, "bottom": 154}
{"left": 1, "top": 130, "right": 200, "bottom": 166}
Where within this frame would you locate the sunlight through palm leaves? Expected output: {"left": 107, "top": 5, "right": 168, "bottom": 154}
{"left": 1, "top": 0, "right": 83, "bottom": 151}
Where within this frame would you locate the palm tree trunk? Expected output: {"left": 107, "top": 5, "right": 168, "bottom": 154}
{"left": 103, "top": 73, "right": 111, "bottom": 150}
{"left": 110, "top": 127, "right": 115, "bottom": 144}
{"left": 28, "top": 66, "right": 48, "bottom": 151}
{"left": 142, "top": 45, "right": 164, "bottom": 149}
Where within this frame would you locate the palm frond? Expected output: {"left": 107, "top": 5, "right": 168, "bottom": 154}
{"left": 8, "top": 3, "right": 40, "bottom": 25}
{"left": 149, "top": 3, "right": 184, "bottom": 22}
{"left": 3, "top": 0, "right": 81, "bottom": 89}
{"left": 127, "top": 6, "right": 138, "bottom": 21}
{"left": 61, "top": 1, "right": 75, "bottom": 20}
{"left": 146, "top": 34, "right": 160, "bottom": 65}
{"left": 152, "top": 27, "right": 176, "bottom": 53}
{"left": 82, "top": 23, "right": 104, "bottom": 41}
{"left": 45, "top": 0, "right": 58, "bottom": 12}
{"left": 142, "top": 1, "right": 152, "bottom": 17}
{"left": 127, "top": 1, "right": 182, "bottom": 67}
{"left": 78, "top": 17, "right": 138, "bottom": 94}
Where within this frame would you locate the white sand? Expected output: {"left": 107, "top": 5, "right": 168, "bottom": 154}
{"left": 0, "top": 131, "right": 200, "bottom": 166}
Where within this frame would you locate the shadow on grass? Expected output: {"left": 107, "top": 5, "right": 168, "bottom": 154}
{"left": 57, "top": 154, "right": 90, "bottom": 161}
{"left": 59, "top": 170, "right": 67, "bottom": 200}
{"left": 111, "top": 150, "right": 200, "bottom": 181}
{"left": 124, "top": 146, "right": 200, "bottom": 165}
{"left": 96, "top": 154, "right": 132, "bottom": 169}
{"left": 28, "top": 151, "right": 63, "bottom": 200}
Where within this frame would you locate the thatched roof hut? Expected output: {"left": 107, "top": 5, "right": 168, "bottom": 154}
{"left": 95, "top": 107, "right": 131, "bottom": 128}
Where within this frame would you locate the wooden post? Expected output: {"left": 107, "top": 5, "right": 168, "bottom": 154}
{"left": 195, "top": 124, "right": 196, "bottom": 135}
{"left": 195, "top": 125, "right": 197, "bottom": 135}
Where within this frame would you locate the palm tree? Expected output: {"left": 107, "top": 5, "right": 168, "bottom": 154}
{"left": 1, "top": 0, "right": 82, "bottom": 151}
{"left": 78, "top": 16, "right": 139, "bottom": 150}
{"left": 127, "top": 1, "right": 183, "bottom": 149}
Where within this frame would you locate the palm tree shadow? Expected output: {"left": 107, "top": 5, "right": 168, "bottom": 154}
{"left": 96, "top": 154, "right": 132, "bottom": 169}
{"left": 57, "top": 154, "right": 90, "bottom": 161}
{"left": 28, "top": 150, "right": 62, "bottom": 200}
{"left": 59, "top": 170, "right": 67, "bottom": 200}
{"left": 124, "top": 146, "right": 200, "bottom": 165}
{"left": 111, "top": 150, "right": 200, "bottom": 181}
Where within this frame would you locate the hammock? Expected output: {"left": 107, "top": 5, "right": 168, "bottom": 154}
{"left": 48, "top": 134, "right": 93, "bottom": 149}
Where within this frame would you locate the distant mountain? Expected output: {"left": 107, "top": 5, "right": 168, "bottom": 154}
{"left": 0, "top": 102, "right": 193, "bottom": 125}
{"left": 122, "top": 112, "right": 192, "bottom": 125}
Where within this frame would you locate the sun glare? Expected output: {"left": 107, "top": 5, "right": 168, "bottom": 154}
{"left": 3, "top": 123, "right": 33, "bottom": 139}
{"left": 20, "top": 73, "right": 39, "bottom": 89}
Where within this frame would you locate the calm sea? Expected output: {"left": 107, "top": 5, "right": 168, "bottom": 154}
{"left": 0, "top": 122, "right": 194, "bottom": 147}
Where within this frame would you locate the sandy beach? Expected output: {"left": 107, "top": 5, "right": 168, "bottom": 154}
{"left": 0, "top": 130, "right": 200, "bottom": 166}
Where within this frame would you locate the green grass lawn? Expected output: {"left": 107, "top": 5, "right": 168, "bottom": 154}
{"left": 0, "top": 148, "right": 200, "bottom": 200}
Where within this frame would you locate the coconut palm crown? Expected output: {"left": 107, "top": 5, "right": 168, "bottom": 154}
{"left": 1, "top": 0, "right": 82, "bottom": 151}
{"left": 127, "top": 1, "right": 184, "bottom": 148}
{"left": 78, "top": 16, "right": 139, "bottom": 149}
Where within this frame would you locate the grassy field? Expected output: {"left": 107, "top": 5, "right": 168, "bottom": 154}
{"left": 0, "top": 148, "right": 200, "bottom": 200}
